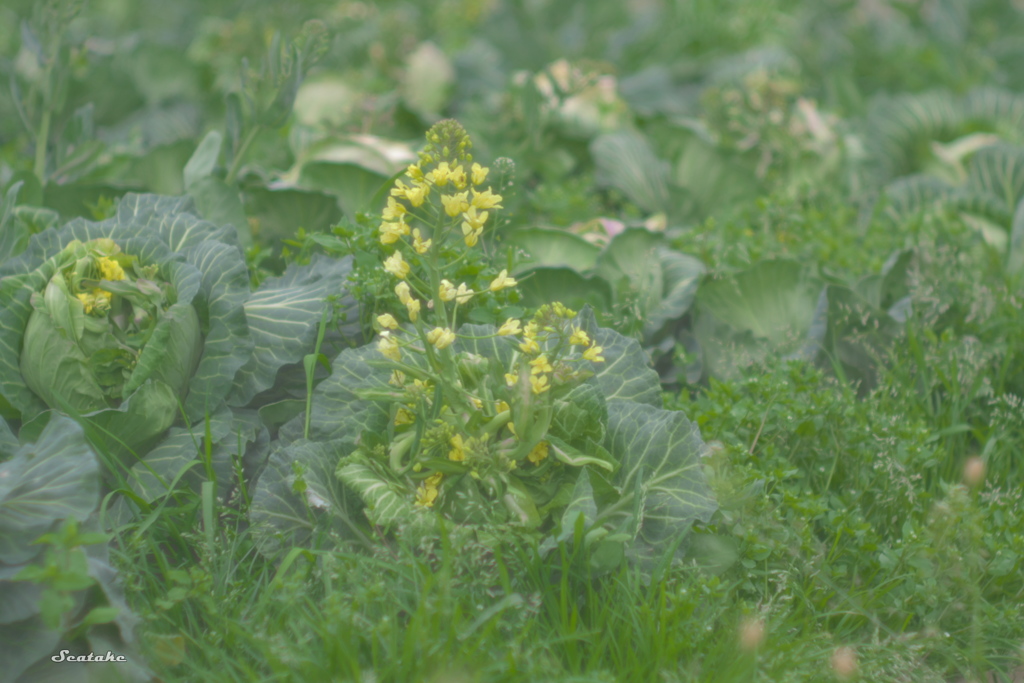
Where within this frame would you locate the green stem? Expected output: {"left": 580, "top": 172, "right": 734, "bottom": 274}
{"left": 34, "top": 108, "right": 51, "bottom": 184}
{"left": 225, "top": 125, "right": 261, "bottom": 185}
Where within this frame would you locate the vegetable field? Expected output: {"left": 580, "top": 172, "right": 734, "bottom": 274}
{"left": 2, "top": 0, "right": 1024, "bottom": 681}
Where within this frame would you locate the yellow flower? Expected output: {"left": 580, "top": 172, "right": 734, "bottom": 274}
{"left": 497, "top": 400, "right": 510, "bottom": 414}
{"left": 527, "top": 441, "right": 549, "bottom": 465}
{"left": 583, "top": 345, "right": 605, "bottom": 363}
{"left": 461, "top": 206, "right": 488, "bottom": 231}
{"left": 405, "top": 183, "right": 429, "bottom": 207}
{"left": 471, "top": 188, "right": 503, "bottom": 210}
{"left": 471, "top": 163, "right": 488, "bottom": 186}
{"left": 98, "top": 257, "right": 125, "bottom": 281}
{"left": 489, "top": 269, "right": 518, "bottom": 292}
{"left": 497, "top": 318, "right": 522, "bottom": 336}
{"left": 377, "top": 313, "right": 399, "bottom": 330}
{"left": 76, "top": 292, "right": 96, "bottom": 313}
{"left": 395, "top": 281, "right": 413, "bottom": 304}
{"left": 441, "top": 191, "right": 470, "bottom": 217}
{"left": 406, "top": 164, "right": 425, "bottom": 183}
{"left": 439, "top": 280, "right": 456, "bottom": 302}
{"left": 463, "top": 227, "right": 483, "bottom": 248}
{"left": 569, "top": 327, "right": 590, "bottom": 346}
{"left": 384, "top": 251, "right": 410, "bottom": 279}
{"left": 390, "top": 179, "right": 411, "bottom": 198}
{"left": 448, "top": 434, "right": 465, "bottom": 462}
{"left": 530, "top": 374, "right": 550, "bottom": 395}
{"left": 378, "top": 332, "right": 401, "bottom": 362}
{"left": 395, "top": 407, "right": 415, "bottom": 426}
{"left": 405, "top": 297, "right": 421, "bottom": 322}
{"left": 461, "top": 206, "right": 488, "bottom": 246}
{"left": 415, "top": 473, "right": 443, "bottom": 507}
{"left": 382, "top": 197, "right": 407, "bottom": 221}
{"left": 519, "top": 337, "right": 540, "bottom": 354}
{"left": 412, "top": 228, "right": 432, "bottom": 254}
{"left": 426, "top": 327, "right": 456, "bottom": 350}
{"left": 379, "top": 220, "right": 409, "bottom": 245}
{"left": 427, "top": 161, "right": 452, "bottom": 186}
{"left": 84, "top": 288, "right": 113, "bottom": 314}
{"left": 505, "top": 372, "right": 518, "bottom": 387}
{"left": 389, "top": 370, "right": 406, "bottom": 386}
{"left": 454, "top": 283, "right": 474, "bottom": 304}
{"left": 523, "top": 321, "right": 539, "bottom": 339}
{"left": 450, "top": 164, "right": 467, "bottom": 189}
{"left": 529, "top": 354, "right": 553, "bottom": 375}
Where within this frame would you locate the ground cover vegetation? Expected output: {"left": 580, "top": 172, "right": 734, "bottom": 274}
{"left": 2, "top": 0, "right": 1024, "bottom": 681}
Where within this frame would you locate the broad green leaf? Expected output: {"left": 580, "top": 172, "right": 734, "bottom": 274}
{"left": 336, "top": 451, "right": 414, "bottom": 530}
{"left": 507, "top": 228, "right": 602, "bottom": 273}
{"left": 515, "top": 267, "right": 612, "bottom": 313}
{"left": 278, "top": 343, "right": 390, "bottom": 448}
{"left": 183, "top": 131, "right": 222, "bottom": 189}
{"left": 187, "top": 176, "right": 252, "bottom": 248}
{"left": 574, "top": 307, "right": 661, "bottom": 407}
{"left": 591, "top": 130, "right": 670, "bottom": 214}
{"left": 0, "top": 614, "right": 62, "bottom": 683}
{"left": 605, "top": 402, "right": 716, "bottom": 554}
{"left": 596, "top": 228, "right": 665, "bottom": 309}
{"left": 180, "top": 240, "right": 253, "bottom": 421}
{"left": 966, "top": 144, "right": 1024, "bottom": 213}
{"left": 244, "top": 187, "right": 342, "bottom": 244}
{"left": 0, "top": 182, "right": 29, "bottom": 264}
{"left": 674, "top": 133, "right": 759, "bottom": 219}
{"left": 126, "top": 406, "right": 231, "bottom": 502}
{"left": 647, "top": 248, "right": 705, "bottom": 338}
{"left": 0, "top": 417, "right": 17, "bottom": 456}
{"left": 0, "top": 417, "right": 99, "bottom": 565}
{"left": 595, "top": 229, "right": 705, "bottom": 339}
{"left": 228, "top": 255, "right": 355, "bottom": 407}
{"left": 550, "top": 382, "right": 607, "bottom": 447}
{"left": 694, "top": 260, "right": 821, "bottom": 379}
{"left": 249, "top": 439, "right": 356, "bottom": 558}
{"left": 297, "top": 162, "right": 389, "bottom": 220}
{"left": 0, "top": 577, "right": 43, "bottom": 624}
{"left": 85, "top": 380, "right": 180, "bottom": 461}
{"left": 558, "top": 468, "right": 598, "bottom": 542}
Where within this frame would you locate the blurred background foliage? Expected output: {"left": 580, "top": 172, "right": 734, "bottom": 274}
{"left": 3, "top": 0, "right": 1024, "bottom": 388}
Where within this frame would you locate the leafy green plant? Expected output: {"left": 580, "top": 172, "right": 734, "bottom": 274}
{"left": 509, "top": 225, "right": 705, "bottom": 344}
{"left": 0, "top": 415, "right": 146, "bottom": 682}
{"left": 0, "top": 193, "right": 359, "bottom": 501}
{"left": 249, "top": 121, "right": 717, "bottom": 570}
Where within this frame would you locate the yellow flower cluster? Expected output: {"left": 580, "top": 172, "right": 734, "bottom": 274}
{"left": 527, "top": 441, "right": 549, "bottom": 465}
{"left": 98, "top": 256, "right": 125, "bottom": 281}
{"left": 426, "top": 327, "right": 456, "bottom": 350}
{"left": 76, "top": 256, "right": 126, "bottom": 314}
{"left": 76, "top": 290, "right": 113, "bottom": 315}
{"left": 448, "top": 434, "right": 465, "bottom": 462}
{"left": 415, "top": 472, "right": 444, "bottom": 507}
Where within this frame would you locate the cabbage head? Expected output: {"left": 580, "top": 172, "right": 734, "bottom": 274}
{"left": 0, "top": 194, "right": 358, "bottom": 471}
{"left": 19, "top": 237, "right": 202, "bottom": 449}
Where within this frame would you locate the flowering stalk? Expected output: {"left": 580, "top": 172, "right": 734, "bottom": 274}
{"left": 362, "top": 120, "right": 606, "bottom": 521}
